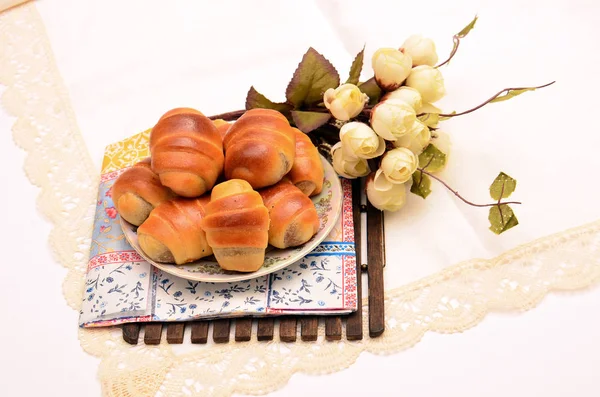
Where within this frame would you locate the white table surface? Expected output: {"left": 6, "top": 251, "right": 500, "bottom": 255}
{"left": 1, "top": 0, "right": 599, "bottom": 396}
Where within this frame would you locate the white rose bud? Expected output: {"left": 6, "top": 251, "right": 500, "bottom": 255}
{"left": 401, "top": 35, "right": 438, "bottom": 67}
{"left": 370, "top": 99, "right": 416, "bottom": 141}
{"left": 331, "top": 142, "right": 370, "bottom": 179}
{"left": 339, "top": 122, "right": 385, "bottom": 159}
{"left": 371, "top": 48, "right": 412, "bottom": 91}
{"left": 406, "top": 65, "right": 446, "bottom": 103}
{"left": 393, "top": 120, "right": 431, "bottom": 155}
{"left": 382, "top": 86, "right": 423, "bottom": 112}
{"left": 378, "top": 147, "right": 418, "bottom": 184}
{"left": 323, "top": 84, "right": 369, "bottom": 121}
{"left": 366, "top": 172, "right": 407, "bottom": 212}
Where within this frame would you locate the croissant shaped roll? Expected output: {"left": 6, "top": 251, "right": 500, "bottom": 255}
{"left": 150, "top": 108, "right": 224, "bottom": 197}
{"left": 259, "top": 179, "right": 320, "bottom": 249}
{"left": 137, "top": 196, "right": 213, "bottom": 265}
{"left": 112, "top": 158, "right": 173, "bottom": 226}
{"left": 286, "top": 128, "right": 324, "bottom": 196}
{"left": 223, "top": 109, "right": 296, "bottom": 189}
{"left": 202, "top": 179, "right": 269, "bottom": 272}
{"left": 212, "top": 119, "right": 231, "bottom": 140}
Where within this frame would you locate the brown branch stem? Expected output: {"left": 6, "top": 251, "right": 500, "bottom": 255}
{"left": 418, "top": 168, "right": 522, "bottom": 208}
{"left": 207, "top": 109, "right": 246, "bottom": 121}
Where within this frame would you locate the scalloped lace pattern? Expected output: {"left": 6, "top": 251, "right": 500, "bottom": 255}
{"left": 2, "top": 4, "right": 599, "bottom": 397}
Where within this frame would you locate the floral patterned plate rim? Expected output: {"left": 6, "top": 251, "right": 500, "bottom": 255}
{"left": 121, "top": 156, "right": 342, "bottom": 282}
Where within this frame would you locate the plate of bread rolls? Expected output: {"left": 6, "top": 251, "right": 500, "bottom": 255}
{"left": 114, "top": 107, "right": 343, "bottom": 282}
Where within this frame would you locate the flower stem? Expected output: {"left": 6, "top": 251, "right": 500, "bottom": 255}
{"left": 431, "top": 81, "right": 555, "bottom": 118}
{"left": 436, "top": 36, "right": 460, "bottom": 68}
{"left": 417, "top": 168, "right": 522, "bottom": 207}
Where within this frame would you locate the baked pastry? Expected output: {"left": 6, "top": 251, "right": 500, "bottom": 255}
{"left": 137, "top": 196, "right": 213, "bottom": 265}
{"left": 259, "top": 179, "right": 320, "bottom": 249}
{"left": 212, "top": 119, "right": 231, "bottom": 140}
{"left": 202, "top": 179, "right": 269, "bottom": 272}
{"left": 286, "top": 128, "right": 324, "bottom": 196}
{"left": 111, "top": 158, "right": 173, "bottom": 226}
{"left": 150, "top": 107, "right": 224, "bottom": 197}
{"left": 223, "top": 109, "right": 296, "bottom": 189}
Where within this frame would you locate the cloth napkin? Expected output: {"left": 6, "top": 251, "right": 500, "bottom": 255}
{"left": 79, "top": 130, "right": 357, "bottom": 327}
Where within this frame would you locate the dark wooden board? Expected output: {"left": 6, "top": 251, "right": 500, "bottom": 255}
{"left": 190, "top": 321, "right": 209, "bottom": 344}
{"left": 144, "top": 323, "right": 163, "bottom": 345}
{"left": 367, "top": 202, "right": 385, "bottom": 337}
{"left": 212, "top": 319, "right": 231, "bottom": 343}
{"left": 166, "top": 323, "right": 185, "bottom": 344}
{"left": 234, "top": 318, "right": 253, "bottom": 342}
{"left": 301, "top": 317, "right": 318, "bottom": 342}
{"left": 325, "top": 317, "right": 342, "bottom": 341}
{"left": 257, "top": 318, "right": 274, "bottom": 341}
{"left": 122, "top": 323, "right": 141, "bottom": 345}
{"left": 346, "top": 178, "right": 364, "bottom": 340}
{"left": 279, "top": 317, "right": 297, "bottom": 342}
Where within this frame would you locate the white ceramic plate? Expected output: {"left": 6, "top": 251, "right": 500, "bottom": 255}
{"left": 121, "top": 156, "right": 342, "bottom": 282}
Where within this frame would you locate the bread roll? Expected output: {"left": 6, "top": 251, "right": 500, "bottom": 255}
{"left": 111, "top": 158, "right": 173, "bottom": 226}
{"left": 212, "top": 119, "right": 231, "bottom": 140}
{"left": 259, "top": 179, "right": 320, "bottom": 249}
{"left": 223, "top": 109, "right": 295, "bottom": 189}
{"left": 286, "top": 128, "right": 324, "bottom": 196}
{"left": 202, "top": 179, "right": 269, "bottom": 272}
{"left": 137, "top": 196, "right": 213, "bottom": 265}
{"left": 150, "top": 107, "right": 224, "bottom": 197}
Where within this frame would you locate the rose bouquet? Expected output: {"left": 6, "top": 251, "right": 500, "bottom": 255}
{"left": 210, "top": 17, "right": 553, "bottom": 234}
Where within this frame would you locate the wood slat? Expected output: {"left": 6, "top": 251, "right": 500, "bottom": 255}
{"left": 212, "top": 319, "right": 231, "bottom": 343}
{"left": 166, "top": 323, "right": 185, "bottom": 344}
{"left": 144, "top": 323, "right": 163, "bottom": 345}
{"left": 257, "top": 318, "right": 274, "bottom": 341}
{"left": 190, "top": 321, "right": 209, "bottom": 344}
{"left": 234, "top": 318, "right": 253, "bottom": 342}
{"left": 346, "top": 178, "right": 364, "bottom": 340}
{"left": 325, "top": 317, "right": 342, "bottom": 341}
{"left": 367, "top": 202, "right": 385, "bottom": 338}
{"left": 279, "top": 317, "right": 297, "bottom": 342}
{"left": 301, "top": 317, "right": 318, "bottom": 341}
{"left": 122, "top": 323, "right": 141, "bottom": 345}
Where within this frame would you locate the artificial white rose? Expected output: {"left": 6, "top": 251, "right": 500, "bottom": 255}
{"left": 393, "top": 120, "right": 431, "bottom": 155}
{"left": 382, "top": 86, "right": 423, "bottom": 112}
{"left": 370, "top": 99, "right": 417, "bottom": 141}
{"left": 339, "top": 122, "right": 386, "bottom": 159}
{"left": 323, "top": 84, "right": 368, "bottom": 121}
{"left": 366, "top": 172, "right": 407, "bottom": 212}
{"left": 378, "top": 147, "right": 418, "bottom": 184}
{"left": 406, "top": 65, "right": 446, "bottom": 103}
{"left": 371, "top": 48, "right": 412, "bottom": 91}
{"left": 331, "top": 142, "right": 370, "bottom": 179}
{"left": 401, "top": 34, "right": 439, "bottom": 67}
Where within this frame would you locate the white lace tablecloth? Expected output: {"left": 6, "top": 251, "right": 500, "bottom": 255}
{"left": 1, "top": 0, "right": 600, "bottom": 396}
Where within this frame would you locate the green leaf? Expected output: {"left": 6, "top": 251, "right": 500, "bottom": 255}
{"left": 490, "top": 87, "right": 539, "bottom": 103}
{"left": 488, "top": 204, "right": 519, "bottom": 234}
{"left": 457, "top": 15, "right": 478, "bottom": 38}
{"left": 285, "top": 47, "right": 340, "bottom": 108}
{"left": 418, "top": 144, "right": 447, "bottom": 173}
{"left": 410, "top": 171, "right": 431, "bottom": 199}
{"left": 358, "top": 77, "right": 382, "bottom": 106}
{"left": 418, "top": 113, "right": 440, "bottom": 128}
{"left": 291, "top": 111, "right": 331, "bottom": 133}
{"left": 346, "top": 46, "right": 365, "bottom": 85}
{"left": 245, "top": 86, "right": 293, "bottom": 116}
{"left": 489, "top": 172, "right": 517, "bottom": 200}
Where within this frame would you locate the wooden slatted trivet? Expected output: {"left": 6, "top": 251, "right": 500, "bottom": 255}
{"left": 122, "top": 178, "right": 385, "bottom": 345}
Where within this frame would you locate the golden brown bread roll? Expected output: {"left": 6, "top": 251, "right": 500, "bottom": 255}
{"left": 150, "top": 107, "right": 224, "bottom": 197}
{"left": 111, "top": 158, "right": 173, "bottom": 226}
{"left": 202, "top": 179, "right": 270, "bottom": 272}
{"left": 286, "top": 128, "right": 324, "bottom": 196}
{"left": 137, "top": 196, "right": 213, "bottom": 265}
{"left": 212, "top": 119, "right": 231, "bottom": 140}
{"left": 259, "top": 179, "right": 320, "bottom": 249}
{"left": 223, "top": 109, "right": 296, "bottom": 189}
